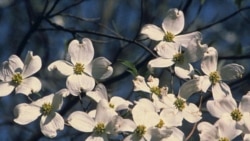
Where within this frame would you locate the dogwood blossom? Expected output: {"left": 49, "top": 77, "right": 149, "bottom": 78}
{"left": 199, "top": 47, "right": 244, "bottom": 99}
{"left": 48, "top": 38, "right": 113, "bottom": 96}
{"left": 14, "top": 92, "right": 64, "bottom": 138}
{"left": 198, "top": 117, "right": 242, "bottom": 141}
{"left": 67, "top": 99, "right": 118, "bottom": 141}
{"left": 141, "top": 8, "right": 201, "bottom": 48}
{"left": 0, "top": 51, "right": 42, "bottom": 96}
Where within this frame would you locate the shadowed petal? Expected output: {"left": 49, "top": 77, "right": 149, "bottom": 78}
{"left": 175, "top": 63, "right": 194, "bottom": 79}
{"left": 219, "top": 63, "right": 244, "bottom": 81}
{"left": 175, "top": 31, "right": 202, "bottom": 48}
{"left": 15, "top": 77, "right": 42, "bottom": 96}
{"left": 154, "top": 42, "right": 179, "bottom": 59}
{"left": 22, "top": 51, "right": 42, "bottom": 78}
{"left": 91, "top": 57, "right": 113, "bottom": 80}
{"left": 141, "top": 24, "right": 164, "bottom": 41}
{"left": 178, "top": 79, "right": 201, "bottom": 99}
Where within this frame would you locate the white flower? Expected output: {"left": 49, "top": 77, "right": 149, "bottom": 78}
{"left": 0, "top": 51, "right": 42, "bottom": 96}
{"left": 207, "top": 94, "right": 250, "bottom": 133}
{"left": 86, "top": 83, "right": 132, "bottom": 111}
{"left": 198, "top": 117, "right": 242, "bottom": 141}
{"left": 200, "top": 47, "right": 244, "bottom": 99}
{"left": 13, "top": 92, "right": 64, "bottom": 138}
{"left": 141, "top": 8, "right": 201, "bottom": 47}
{"left": 161, "top": 94, "right": 202, "bottom": 126}
{"left": 148, "top": 38, "right": 207, "bottom": 79}
{"left": 48, "top": 38, "right": 113, "bottom": 96}
{"left": 67, "top": 99, "right": 118, "bottom": 141}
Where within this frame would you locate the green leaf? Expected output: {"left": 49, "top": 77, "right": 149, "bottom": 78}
{"left": 119, "top": 60, "right": 138, "bottom": 77}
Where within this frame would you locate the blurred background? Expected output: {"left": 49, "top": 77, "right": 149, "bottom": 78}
{"left": 0, "top": 0, "right": 250, "bottom": 140}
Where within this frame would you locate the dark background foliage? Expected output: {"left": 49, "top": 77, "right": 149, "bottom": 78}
{"left": 0, "top": 0, "right": 250, "bottom": 140}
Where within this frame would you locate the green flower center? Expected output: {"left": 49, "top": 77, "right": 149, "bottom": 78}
{"left": 231, "top": 109, "right": 243, "bottom": 121}
{"left": 209, "top": 71, "right": 220, "bottom": 85}
{"left": 41, "top": 103, "right": 53, "bottom": 116}
{"left": 12, "top": 73, "right": 23, "bottom": 85}
{"left": 164, "top": 31, "right": 175, "bottom": 42}
{"left": 219, "top": 137, "right": 229, "bottom": 141}
{"left": 73, "top": 63, "right": 84, "bottom": 75}
{"left": 150, "top": 86, "right": 161, "bottom": 96}
{"left": 94, "top": 123, "right": 105, "bottom": 135}
{"left": 109, "top": 103, "right": 114, "bottom": 109}
{"left": 155, "top": 119, "right": 164, "bottom": 128}
{"left": 134, "top": 125, "right": 146, "bottom": 137}
{"left": 174, "top": 98, "right": 185, "bottom": 111}
{"left": 173, "top": 53, "right": 184, "bottom": 64}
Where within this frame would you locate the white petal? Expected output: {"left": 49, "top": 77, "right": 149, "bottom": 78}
{"left": 239, "top": 92, "right": 250, "bottom": 113}
{"left": 178, "top": 79, "right": 201, "bottom": 99}
{"left": 141, "top": 24, "right": 164, "bottom": 41}
{"left": 91, "top": 57, "right": 113, "bottom": 80}
{"left": 148, "top": 58, "right": 174, "bottom": 70}
{"left": 87, "top": 83, "right": 108, "bottom": 103}
{"left": 110, "top": 96, "right": 132, "bottom": 111}
{"left": 86, "top": 134, "right": 109, "bottom": 141}
{"left": 68, "top": 38, "right": 94, "bottom": 65}
{"left": 106, "top": 116, "right": 136, "bottom": 133}
{"left": 67, "top": 111, "right": 95, "bottom": 132}
{"left": 201, "top": 47, "right": 218, "bottom": 75}
{"left": 22, "top": 51, "right": 42, "bottom": 78}
{"left": 0, "top": 61, "right": 14, "bottom": 81}
{"left": 66, "top": 74, "right": 95, "bottom": 96}
{"left": 132, "top": 75, "right": 151, "bottom": 93}
{"left": 244, "top": 134, "right": 250, "bottom": 141}
{"left": 219, "top": 63, "right": 244, "bottom": 81}
{"left": 212, "top": 82, "right": 232, "bottom": 100}
{"left": 95, "top": 100, "right": 117, "bottom": 124}
{"left": 15, "top": 77, "right": 41, "bottom": 96}
{"left": 183, "top": 37, "right": 207, "bottom": 62}
{"left": 197, "top": 122, "right": 218, "bottom": 141}
{"left": 47, "top": 60, "right": 74, "bottom": 76}
{"left": 198, "top": 76, "right": 211, "bottom": 92}
{"left": 55, "top": 88, "right": 70, "bottom": 97}
{"left": 160, "top": 108, "right": 183, "bottom": 127}
{"left": 154, "top": 42, "right": 179, "bottom": 58}
{"left": 13, "top": 103, "right": 41, "bottom": 125}
{"left": 32, "top": 94, "right": 55, "bottom": 107}
{"left": 146, "top": 75, "right": 159, "bottom": 88}
{"left": 0, "top": 82, "right": 14, "bottom": 97}
{"left": 215, "top": 116, "right": 242, "bottom": 140}
{"left": 206, "top": 96, "right": 236, "bottom": 118}
{"left": 8, "top": 55, "right": 24, "bottom": 73}
{"left": 162, "top": 8, "right": 184, "bottom": 35}
{"left": 174, "top": 63, "right": 194, "bottom": 79}
{"left": 183, "top": 103, "right": 202, "bottom": 123}
{"left": 40, "top": 113, "right": 64, "bottom": 138}
{"left": 174, "top": 31, "right": 202, "bottom": 47}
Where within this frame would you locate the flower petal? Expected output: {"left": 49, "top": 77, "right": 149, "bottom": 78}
{"left": 86, "top": 133, "right": 109, "bottom": 141}
{"left": 183, "top": 103, "right": 202, "bottom": 123}
{"left": 91, "top": 57, "right": 113, "bottom": 80}
{"left": 198, "top": 76, "right": 211, "bottom": 92}
{"left": 239, "top": 91, "right": 250, "bottom": 113}
{"left": 68, "top": 38, "right": 94, "bottom": 65}
{"left": 212, "top": 82, "right": 232, "bottom": 100}
{"left": 141, "top": 24, "right": 164, "bottom": 41}
{"left": 110, "top": 96, "right": 132, "bottom": 111}
{"left": 133, "top": 75, "right": 151, "bottom": 93}
{"left": 148, "top": 58, "right": 174, "bottom": 71}
{"left": 47, "top": 60, "right": 74, "bottom": 76}
{"left": 174, "top": 63, "right": 194, "bottom": 79}
{"left": 146, "top": 75, "right": 159, "bottom": 88}
{"left": 219, "top": 63, "right": 244, "bottom": 81}
{"left": 67, "top": 111, "right": 95, "bottom": 132}
{"left": 95, "top": 99, "right": 117, "bottom": 124}
{"left": 106, "top": 116, "right": 136, "bottom": 133}
{"left": 160, "top": 108, "right": 183, "bottom": 127}
{"left": 86, "top": 83, "right": 108, "bottom": 103}
{"left": 15, "top": 77, "right": 41, "bottom": 96}
{"left": 0, "top": 61, "right": 13, "bottom": 81}
{"left": 197, "top": 122, "right": 218, "bottom": 141}
{"left": 154, "top": 42, "right": 179, "bottom": 58}
{"left": 40, "top": 113, "right": 64, "bottom": 138}
{"left": 22, "top": 51, "right": 42, "bottom": 78}
{"left": 66, "top": 74, "right": 95, "bottom": 96}
{"left": 8, "top": 55, "right": 24, "bottom": 73}
{"left": 174, "top": 31, "right": 202, "bottom": 48}
{"left": 201, "top": 47, "right": 218, "bottom": 75}
{"left": 178, "top": 79, "right": 201, "bottom": 99}
{"left": 0, "top": 82, "right": 14, "bottom": 97}
{"left": 32, "top": 94, "right": 55, "bottom": 107}
{"left": 13, "top": 103, "right": 41, "bottom": 125}
{"left": 162, "top": 8, "right": 184, "bottom": 35}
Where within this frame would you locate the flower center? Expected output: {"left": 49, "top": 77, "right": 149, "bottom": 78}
{"left": 173, "top": 53, "right": 184, "bottom": 64}
{"left": 219, "top": 137, "right": 229, "bottom": 141}
{"left": 94, "top": 123, "right": 105, "bottom": 135}
{"left": 209, "top": 71, "right": 220, "bottom": 85}
{"left": 134, "top": 125, "right": 146, "bottom": 137}
{"left": 109, "top": 103, "right": 114, "bottom": 109}
{"left": 155, "top": 119, "right": 164, "bottom": 128}
{"left": 231, "top": 109, "right": 243, "bottom": 121}
{"left": 11, "top": 73, "right": 23, "bottom": 85}
{"left": 164, "top": 31, "right": 175, "bottom": 42}
{"left": 73, "top": 63, "right": 84, "bottom": 75}
{"left": 150, "top": 86, "right": 161, "bottom": 96}
{"left": 41, "top": 103, "right": 53, "bottom": 116}
{"left": 174, "top": 98, "right": 185, "bottom": 111}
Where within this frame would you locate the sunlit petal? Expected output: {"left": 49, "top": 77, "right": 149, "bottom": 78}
{"left": 201, "top": 47, "right": 218, "bottom": 75}
{"left": 47, "top": 60, "right": 73, "bottom": 76}
{"left": 141, "top": 24, "right": 164, "bottom": 41}
{"left": 22, "top": 51, "right": 42, "bottom": 78}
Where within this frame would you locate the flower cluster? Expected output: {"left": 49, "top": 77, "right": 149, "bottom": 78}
{"left": 0, "top": 8, "right": 247, "bottom": 141}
